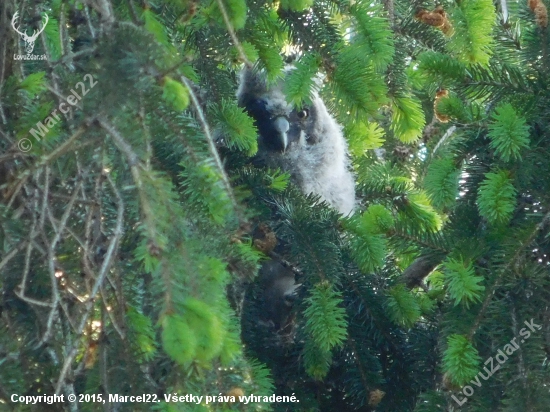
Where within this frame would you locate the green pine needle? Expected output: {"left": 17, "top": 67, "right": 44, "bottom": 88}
{"left": 19, "top": 72, "right": 47, "bottom": 98}
{"left": 214, "top": 99, "right": 258, "bottom": 156}
{"left": 477, "top": 170, "right": 517, "bottom": 225}
{"left": 284, "top": 53, "right": 321, "bottom": 107}
{"left": 349, "top": 2, "right": 395, "bottom": 71}
{"left": 180, "top": 160, "right": 234, "bottom": 225}
{"left": 267, "top": 169, "right": 290, "bottom": 192}
{"left": 424, "top": 157, "right": 460, "bottom": 209}
{"left": 304, "top": 282, "right": 348, "bottom": 352}
{"left": 399, "top": 192, "right": 443, "bottom": 232}
{"left": 161, "top": 313, "right": 196, "bottom": 365}
{"left": 256, "top": 45, "right": 285, "bottom": 82}
{"left": 279, "top": 0, "right": 313, "bottom": 12}
{"left": 143, "top": 9, "right": 170, "bottom": 47}
{"left": 488, "top": 103, "right": 530, "bottom": 162}
{"left": 386, "top": 284, "right": 421, "bottom": 328}
{"left": 127, "top": 307, "right": 158, "bottom": 362}
{"left": 182, "top": 298, "right": 225, "bottom": 362}
{"left": 346, "top": 226, "right": 387, "bottom": 273}
{"left": 444, "top": 258, "right": 485, "bottom": 307}
{"left": 343, "top": 208, "right": 389, "bottom": 272}
{"left": 443, "top": 334, "right": 481, "bottom": 386}
{"left": 230, "top": 41, "right": 259, "bottom": 65}
{"left": 417, "top": 51, "right": 467, "bottom": 84}
{"left": 391, "top": 95, "right": 426, "bottom": 144}
{"left": 162, "top": 77, "right": 190, "bottom": 111}
{"left": 447, "top": 0, "right": 496, "bottom": 66}
{"left": 434, "top": 93, "right": 470, "bottom": 123}
{"left": 44, "top": 17, "right": 61, "bottom": 60}
{"left": 362, "top": 204, "right": 395, "bottom": 234}
{"left": 213, "top": 0, "right": 247, "bottom": 30}
{"left": 332, "top": 47, "right": 389, "bottom": 118}
{"left": 248, "top": 359, "right": 276, "bottom": 396}
{"left": 304, "top": 340, "right": 333, "bottom": 380}
{"left": 344, "top": 120, "right": 385, "bottom": 157}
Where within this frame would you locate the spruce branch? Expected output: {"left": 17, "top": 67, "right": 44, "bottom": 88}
{"left": 96, "top": 117, "right": 161, "bottom": 246}
{"left": 348, "top": 337, "right": 372, "bottom": 400}
{"left": 468, "top": 211, "right": 550, "bottom": 339}
{"left": 215, "top": 0, "right": 252, "bottom": 68}
{"left": 96, "top": 117, "right": 140, "bottom": 167}
{"left": 180, "top": 75, "right": 246, "bottom": 226}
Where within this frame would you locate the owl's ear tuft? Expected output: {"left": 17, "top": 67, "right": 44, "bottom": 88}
{"left": 237, "top": 66, "right": 267, "bottom": 105}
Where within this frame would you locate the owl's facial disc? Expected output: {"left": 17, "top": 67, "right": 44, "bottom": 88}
{"left": 243, "top": 98, "right": 294, "bottom": 152}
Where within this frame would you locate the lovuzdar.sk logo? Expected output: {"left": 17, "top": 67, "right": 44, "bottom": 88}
{"left": 11, "top": 11, "right": 48, "bottom": 61}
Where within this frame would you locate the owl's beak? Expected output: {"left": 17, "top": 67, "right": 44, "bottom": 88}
{"left": 273, "top": 117, "right": 290, "bottom": 152}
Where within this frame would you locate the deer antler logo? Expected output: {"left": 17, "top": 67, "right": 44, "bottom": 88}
{"left": 11, "top": 12, "right": 49, "bottom": 55}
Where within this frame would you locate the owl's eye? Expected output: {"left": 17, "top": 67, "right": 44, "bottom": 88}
{"left": 297, "top": 109, "right": 309, "bottom": 119}
{"left": 247, "top": 98, "right": 267, "bottom": 115}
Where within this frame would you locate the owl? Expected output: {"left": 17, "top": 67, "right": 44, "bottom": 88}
{"left": 237, "top": 67, "right": 356, "bottom": 215}
{"left": 257, "top": 259, "right": 300, "bottom": 330}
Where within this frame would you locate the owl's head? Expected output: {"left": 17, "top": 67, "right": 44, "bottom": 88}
{"left": 236, "top": 65, "right": 356, "bottom": 215}
{"left": 237, "top": 67, "right": 324, "bottom": 154}
{"left": 258, "top": 259, "right": 301, "bottom": 330}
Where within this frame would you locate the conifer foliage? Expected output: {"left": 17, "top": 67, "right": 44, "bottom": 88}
{"left": 1, "top": 0, "right": 550, "bottom": 411}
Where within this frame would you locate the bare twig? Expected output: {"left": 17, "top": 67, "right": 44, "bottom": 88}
{"left": 6, "top": 127, "right": 87, "bottom": 207}
{"left": 100, "top": 286, "right": 126, "bottom": 339}
{"left": 180, "top": 75, "right": 245, "bottom": 225}
{"left": 54, "top": 172, "right": 124, "bottom": 395}
{"left": 433, "top": 125, "right": 457, "bottom": 155}
{"left": 84, "top": 4, "right": 96, "bottom": 39}
{"left": 91, "top": 173, "right": 124, "bottom": 300}
{"left": 14, "top": 186, "right": 50, "bottom": 307}
{"left": 100, "top": 304, "right": 111, "bottom": 406}
{"left": 96, "top": 117, "right": 159, "bottom": 244}
{"left": 139, "top": 98, "right": 152, "bottom": 170}
{"left": 382, "top": 0, "right": 395, "bottom": 28}
{"left": 59, "top": 2, "right": 66, "bottom": 57}
{"left": 38, "top": 178, "right": 83, "bottom": 346}
{"left": 53, "top": 47, "right": 98, "bottom": 68}
{"left": 0, "top": 241, "right": 27, "bottom": 272}
{"left": 96, "top": 118, "right": 139, "bottom": 166}
{"left": 500, "top": 0, "right": 509, "bottom": 23}
{"left": 126, "top": 0, "right": 141, "bottom": 25}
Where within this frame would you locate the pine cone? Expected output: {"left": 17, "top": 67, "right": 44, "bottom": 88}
{"left": 253, "top": 223, "right": 278, "bottom": 254}
{"left": 434, "top": 89, "right": 451, "bottom": 123}
{"left": 368, "top": 389, "right": 386, "bottom": 407}
{"left": 535, "top": 2, "right": 548, "bottom": 28}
